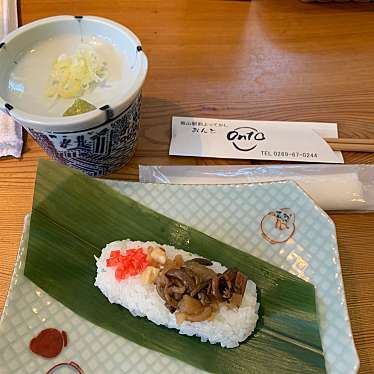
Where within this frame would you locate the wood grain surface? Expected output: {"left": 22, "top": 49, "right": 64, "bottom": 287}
{"left": 1, "top": 0, "right": 374, "bottom": 372}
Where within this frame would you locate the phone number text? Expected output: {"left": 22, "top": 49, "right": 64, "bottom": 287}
{"left": 261, "top": 151, "right": 318, "bottom": 158}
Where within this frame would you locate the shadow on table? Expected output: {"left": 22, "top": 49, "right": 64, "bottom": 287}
{"left": 138, "top": 96, "right": 203, "bottom": 156}
{"left": 259, "top": 0, "right": 374, "bottom": 12}
{"left": 252, "top": 0, "right": 374, "bottom": 54}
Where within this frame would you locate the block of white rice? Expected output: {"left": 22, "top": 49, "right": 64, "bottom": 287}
{"left": 95, "top": 240, "right": 259, "bottom": 348}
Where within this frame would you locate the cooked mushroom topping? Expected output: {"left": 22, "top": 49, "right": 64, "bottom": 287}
{"left": 184, "top": 305, "right": 213, "bottom": 322}
{"left": 156, "top": 268, "right": 195, "bottom": 313}
{"left": 190, "top": 280, "right": 209, "bottom": 298}
{"left": 164, "top": 286, "right": 179, "bottom": 311}
{"left": 222, "top": 268, "right": 237, "bottom": 289}
{"left": 166, "top": 268, "right": 196, "bottom": 292}
{"left": 184, "top": 260, "right": 216, "bottom": 283}
{"left": 229, "top": 293, "right": 244, "bottom": 308}
{"left": 234, "top": 270, "right": 248, "bottom": 296}
{"left": 186, "top": 258, "right": 213, "bottom": 266}
{"left": 173, "top": 254, "right": 184, "bottom": 268}
{"left": 149, "top": 247, "right": 166, "bottom": 265}
{"left": 210, "top": 299, "right": 219, "bottom": 313}
{"left": 141, "top": 266, "right": 160, "bottom": 285}
{"left": 169, "top": 285, "right": 186, "bottom": 294}
{"left": 208, "top": 268, "right": 248, "bottom": 306}
{"left": 175, "top": 306, "right": 214, "bottom": 325}
{"left": 209, "top": 275, "right": 223, "bottom": 301}
{"left": 175, "top": 312, "right": 187, "bottom": 325}
{"left": 158, "top": 258, "right": 175, "bottom": 277}
{"left": 178, "top": 295, "right": 203, "bottom": 315}
{"left": 197, "top": 291, "right": 211, "bottom": 306}
{"left": 154, "top": 255, "right": 248, "bottom": 321}
{"left": 155, "top": 274, "right": 168, "bottom": 301}
{"left": 169, "top": 283, "right": 186, "bottom": 302}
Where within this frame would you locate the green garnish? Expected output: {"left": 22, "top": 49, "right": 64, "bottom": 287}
{"left": 63, "top": 98, "right": 97, "bottom": 117}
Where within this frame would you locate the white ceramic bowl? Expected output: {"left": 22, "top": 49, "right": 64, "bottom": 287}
{"left": 0, "top": 15, "right": 148, "bottom": 176}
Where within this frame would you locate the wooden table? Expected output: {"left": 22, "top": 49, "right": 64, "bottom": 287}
{"left": 1, "top": 0, "right": 374, "bottom": 372}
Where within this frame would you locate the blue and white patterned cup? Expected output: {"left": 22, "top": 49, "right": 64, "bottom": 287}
{"left": 0, "top": 16, "right": 148, "bottom": 177}
{"left": 26, "top": 95, "right": 142, "bottom": 176}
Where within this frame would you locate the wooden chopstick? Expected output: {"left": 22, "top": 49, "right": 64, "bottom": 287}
{"left": 323, "top": 138, "right": 374, "bottom": 152}
{"left": 327, "top": 143, "right": 374, "bottom": 152}
{"left": 324, "top": 138, "right": 374, "bottom": 145}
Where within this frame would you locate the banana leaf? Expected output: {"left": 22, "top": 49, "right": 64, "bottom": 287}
{"left": 24, "top": 160, "right": 326, "bottom": 373}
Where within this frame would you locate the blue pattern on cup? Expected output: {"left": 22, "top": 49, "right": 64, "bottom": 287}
{"left": 26, "top": 95, "right": 141, "bottom": 177}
